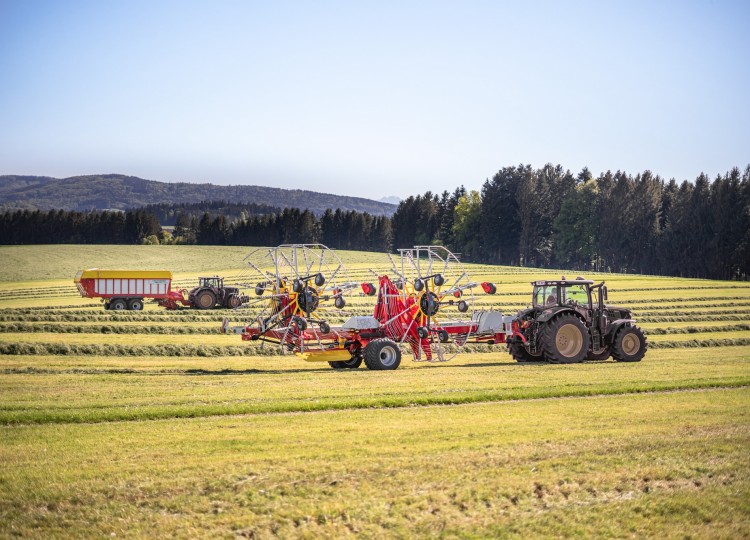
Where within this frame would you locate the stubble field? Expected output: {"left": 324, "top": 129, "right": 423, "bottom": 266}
{"left": 0, "top": 245, "right": 748, "bottom": 538}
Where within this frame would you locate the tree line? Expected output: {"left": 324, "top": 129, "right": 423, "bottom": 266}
{"left": 1, "top": 163, "right": 748, "bottom": 280}
{"left": 142, "top": 200, "right": 281, "bottom": 226}
{"left": 391, "top": 164, "right": 750, "bottom": 280}
{"left": 0, "top": 206, "right": 393, "bottom": 253}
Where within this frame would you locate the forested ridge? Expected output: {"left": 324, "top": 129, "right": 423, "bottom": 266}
{"left": 1, "top": 164, "right": 748, "bottom": 280}
{"left": 0, "top": 174, "right": 396, "bottom": 216}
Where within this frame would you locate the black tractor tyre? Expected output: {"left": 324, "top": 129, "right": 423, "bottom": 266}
{"left": 127, "top": 298, "right": 144, "bottom": 311}
{"left": 329, "top": 356, "right": 363, "bottom": 369}
{"left": 194, "top": 289, "right": 217, "bottom": 309}
{"left": 612, "top": 326, "right": 647, "bottom": 362}
{"left": 226, "top": 294, "right": 242, "bottom": 309}
{"left": 542, "top": 313, "right": 590, "bottom": 364}
{"left": 508, "top": 337, "right": 544, "bottom": 362}
{"left": 110, "top": 298, "right": 127, "bottom": 311}
{"left": 587, "top": 347, "right": 611, "bottom": 361}
{"left": 363, "top": 338, "right": 402, "bottom": 370}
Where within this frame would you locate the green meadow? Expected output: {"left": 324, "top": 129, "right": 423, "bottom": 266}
{"left": 0, "top": 245, "right": 748, "bottom": 538}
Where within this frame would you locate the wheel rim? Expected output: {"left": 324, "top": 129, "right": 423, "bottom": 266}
{"left": 379, "top": 345, "right": 398, "bottom": 367}
{"left": 556, "top": 324, "right": 583, "bottom": 358}
{"left": 622, "top": 333, "right": 640, "bottom": 356}
{"left": 198, "top": 294, "right": 213, "bottom": 308}
{"left": 113, "top": 302, "right": 124, "bottom": 310}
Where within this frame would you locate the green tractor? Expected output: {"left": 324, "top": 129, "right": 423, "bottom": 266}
{"left": 507, "top": 277, "right": 647, "bottom": 364}
{"left": 188, "top": 276, "right": 249, "bottom": 310}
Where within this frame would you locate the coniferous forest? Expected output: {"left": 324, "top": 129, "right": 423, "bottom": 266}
{"left": 1, "top": 164, "right": 748, "bottom": 280}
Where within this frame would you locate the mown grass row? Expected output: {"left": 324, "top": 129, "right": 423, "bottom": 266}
{"left": 0, "top": 323, "right": 221, "bottom": 334}
{"left": 2, "top": 322, "right": 749, "bottom": 337}
{"left": 1, "top": 377, "right": 747, "bottom": 426}
{"left": 2, "top": 338, "right": 749, "bottom": 357}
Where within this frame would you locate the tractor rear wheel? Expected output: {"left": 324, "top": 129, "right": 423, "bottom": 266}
{"left": 194, "top": 290, "right": 217, "bottom": 309}
{"left": 612, "top": 326, "right": 647, "bottom": 362}
{"left": 508, "top": 337, "right": 544, "bottom": 362}
{"left": 329, "top": 356, "right": 363, "bottom": 369}
{"left": 542, "top": 314, "right": 590, "bottom": 364}
{"left": 110, "top": 298, "right": 127, "bottom": 311}
{"left": 363, "top": 338, "right": 402, "bottom": 370}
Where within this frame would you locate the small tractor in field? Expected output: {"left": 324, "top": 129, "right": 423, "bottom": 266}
{"left": 507, "top": 278, "right": 647, "bottom": 363}
{"left": 188, "top": 276, "right": 249, "bottom": 309}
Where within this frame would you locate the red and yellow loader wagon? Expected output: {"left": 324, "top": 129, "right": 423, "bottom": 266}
{"left": 74, "top": 269, "right": 189, "bottom": 310}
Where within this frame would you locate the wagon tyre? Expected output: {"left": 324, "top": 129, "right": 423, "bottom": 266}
{"left": 194, "top": 290, "right": 217, "bottom": 309}
{"left": 329, "top": 356, "right": 363, "bottom": 369}
{"left": 110, "top": 298, "right": 127, "bottom": 311}
{"left": 127, "top": 298, "right": 144, "bottom": 311}
{"left": 612, "top": 326, "right": 647, "bottom": 362}
{"left": 363, "top": 338, "right": 402, "bottom": 370}
{"left": 542, "top": 313, "right": 590, "bottom": 364}
{"left": 508, "top": 336, "right": 544, "bottom": 363}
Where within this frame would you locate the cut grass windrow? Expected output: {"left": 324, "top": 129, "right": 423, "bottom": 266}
{"left": 0, "top": 380, "right": 747, "bottom": 426}
{"left": 2, "top": 338, "right": 749, "bottom": 356}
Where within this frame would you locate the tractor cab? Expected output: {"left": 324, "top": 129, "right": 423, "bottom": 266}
{"left": 531, "top": 278, "right": 595, "bottom": 310}
{"left": 198, "top": 276, "right": 224, "bottom": 289}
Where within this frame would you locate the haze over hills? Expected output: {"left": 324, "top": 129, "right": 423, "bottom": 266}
{"left": 0, "top": 174, "right": 398, "bottom": 216}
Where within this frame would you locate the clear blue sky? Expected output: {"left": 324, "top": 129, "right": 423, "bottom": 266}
{"left": 1, "top": 0, "right": 748, "bottom": 200}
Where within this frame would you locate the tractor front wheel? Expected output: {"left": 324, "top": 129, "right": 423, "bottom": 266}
{"left": 194, "top": 290, "right": 217, "bottom": 309}
{"left": 542, "top": 314, "right": 590, "bottom": 364}
{"left": 612, "top": 326, "right": 647, "bottom": 362}
{"left": 363, "top": 338, "right": 402, "bottom": 370}
{"left": 226, "top": 294, "right": 242, "bottom": 309}
{"left": 508, "top": 337, "right": 544, "bottom": 362}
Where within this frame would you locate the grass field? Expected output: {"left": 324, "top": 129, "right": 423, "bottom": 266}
{"left": 1, "top": 245, "right": 749, "bottom": 538}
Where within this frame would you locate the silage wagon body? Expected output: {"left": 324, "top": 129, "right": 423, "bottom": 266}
{"left": 74, "top": 269, "right": 188, "bottom": 310}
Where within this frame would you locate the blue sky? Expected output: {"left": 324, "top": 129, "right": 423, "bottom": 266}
{"left": 1, "top": 0, "right": 748, "bottom": 200}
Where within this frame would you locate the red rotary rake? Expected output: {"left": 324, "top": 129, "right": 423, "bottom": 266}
{"left": 235, "top": 244, "right": 512, "bottom": 370}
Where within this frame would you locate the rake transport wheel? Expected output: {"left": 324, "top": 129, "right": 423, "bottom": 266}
{"left": 364, "top": 338, "right": 402, "bottom": 370}
{"left": 329, "top": 356, "right": 363, "bottom": 370}
{"left": 542, "top": 313, "right": 590, "bottom": 364}
{"left": 508, "top": 336, "right": 544, "bottom": 363}
{"left": 612, "top": 326, "right": 647, "bottom": 362}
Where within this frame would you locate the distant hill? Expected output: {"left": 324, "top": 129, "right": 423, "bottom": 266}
{"left": 0, "top": 174, "right": 397, "bottom": 216}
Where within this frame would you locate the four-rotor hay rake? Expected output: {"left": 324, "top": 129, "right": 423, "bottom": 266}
{"left": 234, "top": 243, "right": 511, "bottom": 370}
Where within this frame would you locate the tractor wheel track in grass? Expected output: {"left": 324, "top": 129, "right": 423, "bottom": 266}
{"left": 0, "top": 382, "right": 746, "bottom": 426}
